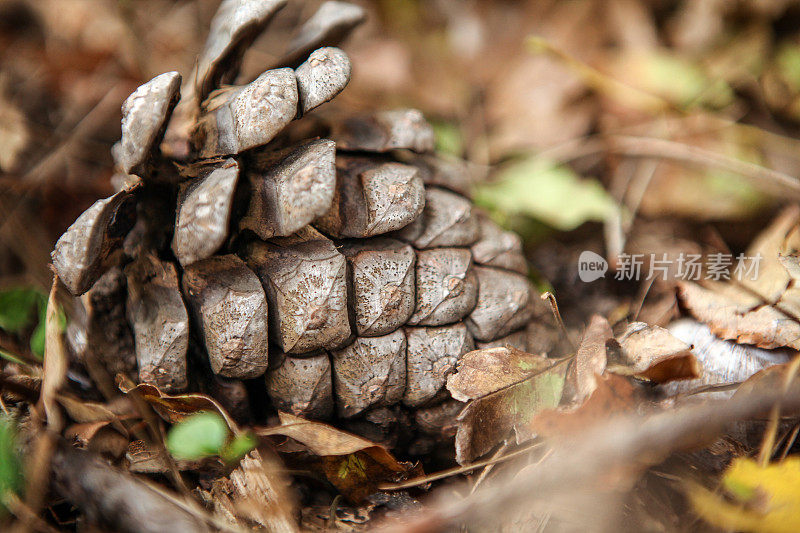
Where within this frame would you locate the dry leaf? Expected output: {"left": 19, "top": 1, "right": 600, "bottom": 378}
{"left": 678, "top": 280, "right": 800, "bottom": 350}
{"left": 118, "top": 378, "right": 238, "bottom": 432}
{"left": 690, "top": 457, "right": 800, "bottom": 533}
{"left": 39, "top": 277, "right": 68, "bottom": 431}
{"left": 529, "top": 373, "right": 640, "bottom": 440}
{"left": 258, "top": 413, "right": 419, "bottom": 502}
{"left": 563, "top": 315, "right": 611, "bottom": 403}
{"left": 739, "top": 205, "right": 800, "bottom": 302}
{"left": 57, "top": 394, "right": 129, "bottom": 436}
{"left": 614, "top": 322, "right": 701, "bottom": 383}
{"left": 678, "top": 207, "right": 800, "bottom": 352}
{"left": 447, "top": 349, "right": 568, "bottom": 464}
{"left": 445, "top": 345, "right": 552, "bottom": 402}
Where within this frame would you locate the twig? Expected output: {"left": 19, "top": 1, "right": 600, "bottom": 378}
{"left": 4, "top": 492, "right": 62, "bottom": 533}
{"left": 540, "top": 292, "right": 576, "bottom": 350}
{"left": 604, "top": 135, "right": 800, "bottom": 198}
{"left": 379, "top": 441, "right": 542, "bottom": 491}
{"left": 758, "top": 354, "right": 800, "bottom": 465}
{"left": 778, "top": 422, "right": 800, "bottom": 461}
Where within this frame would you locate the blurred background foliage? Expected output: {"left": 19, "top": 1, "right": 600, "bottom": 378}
{"left": 4, "top": 0, "right": 800, "bottom": 319}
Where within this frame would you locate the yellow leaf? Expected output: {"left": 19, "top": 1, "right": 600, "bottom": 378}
{"left": 690, "top": 457, "right": 800, "bottom": 533}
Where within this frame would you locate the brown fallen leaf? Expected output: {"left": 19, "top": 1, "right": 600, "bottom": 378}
{"left": 57, "top": 393, "right": 130, "bottom": 436}
{"left": 562, "top": 314, "right": 611, "bottom": 403}
{"left": 446, "top": 348, "right": 568, "bottom": 464}
{"left": 678, "top": 207, "right": 800, "bottom": 352}
{"left": 733, "top": 361, "right": 800, "bottom": 399}
{"left": 529, "top": 373, "right": 641, "bottom": 440}
{"left": 738, "top": 205, "right": 800, "bottom": 303}
{"left": 258, "top": 413, "right": 420, "bottom": 502}
{"left": 613, "top": 322, "right": 701, "bottom": 383}
{"left": 39, "top": 277, "right": 68, "bottom": 431}
{"left": 445, "top": 345, "right": 552, "bottom": 402}
{"left": 117, "top": 377, "right": 238, "bottom": 432}
{"left": 678, "top": 280, "right": 800, "bottom": 350}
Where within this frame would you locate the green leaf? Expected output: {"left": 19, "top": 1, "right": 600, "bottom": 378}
{"left": 0, "top": 287, "right": 45, "bottom": 333}
{"left": 431, "top": 120, "right": 463, "bottom": 157}
{"left": 166, "top": 411, "right": 229, "bottom": 460}
{"left": 0, "top": 416, "right": 23, "bottom": 513}
{"left": 615, "top": 50, "right": 734, "bottom": 109}
{"left": 474, "top": 157, "right": 618, "bottom": 231}
{"left": 219, "top": 432, "right": 257, "bottom": 464}
{"left": 777, "top": 43, "right": 800, "bottom": 91}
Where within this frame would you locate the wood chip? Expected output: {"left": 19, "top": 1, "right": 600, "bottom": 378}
{"left": 182, "top": 255, "right": 269, "bottom": 379}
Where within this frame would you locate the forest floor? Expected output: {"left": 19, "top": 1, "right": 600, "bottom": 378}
{"left": 4, "top": 0, "right": 800, "bottom": 531}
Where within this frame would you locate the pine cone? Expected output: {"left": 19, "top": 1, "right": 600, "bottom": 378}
{"left": 51, "top": 0, "right": 551, "bottom": 454}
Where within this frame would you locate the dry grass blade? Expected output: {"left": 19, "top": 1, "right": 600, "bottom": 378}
{"left": 39, "top": 276, "right": 67, "bottom": 430}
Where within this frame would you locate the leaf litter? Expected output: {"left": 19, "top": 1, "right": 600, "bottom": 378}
{"left": 11, "top": 0, "right": 800, "bottom": 531}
